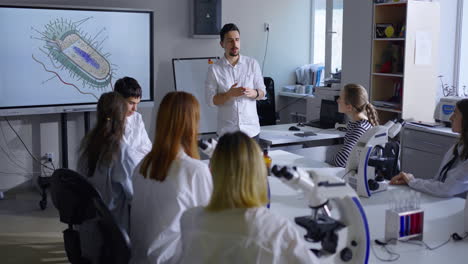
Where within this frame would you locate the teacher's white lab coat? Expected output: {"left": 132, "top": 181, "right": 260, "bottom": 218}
{"left": 124, "top": 112, "right": 152, "bottom": 163}
{"left": 408, "top": 144, "right": 468, "bottom": 198}
{"left": 130, "top": 151, "right": 213, "bottom": 264}
{"left": 178, "top": 207, "right": 319, "bottom": 264}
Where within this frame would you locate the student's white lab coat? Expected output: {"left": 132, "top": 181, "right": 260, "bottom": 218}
{"left": 408, "top": 144, "right": 468, "bottom": 198}
{"left": 130, "top": 151, "right": 213, "bottom": 264}
{"left": 124, "top": 112, "right": 152, "bottom": 163}
{"left": 178, "top": 207, "right": 319, "bottom": 264}
{"left": 78, "top": 142, "right": 138, "bottom": 261}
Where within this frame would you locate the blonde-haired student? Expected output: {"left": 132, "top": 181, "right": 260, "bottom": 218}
{"left": 178, "top": 131, "right": 319, "bottom": 264}
{"left": 333, "top": 83, "right": 379, "bottom": 167}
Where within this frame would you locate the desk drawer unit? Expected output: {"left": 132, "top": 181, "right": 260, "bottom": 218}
{"left": 401, "top": 126, "right": 458, "bottom": 179}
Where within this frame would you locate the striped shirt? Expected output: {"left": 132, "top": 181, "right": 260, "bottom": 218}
{"left": 333, "top": 119, "right": 373, "bottom": 168}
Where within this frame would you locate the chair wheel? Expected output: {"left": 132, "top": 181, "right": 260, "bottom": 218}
{"left": 40, "top": 199, "right": 47, "bottom": 210}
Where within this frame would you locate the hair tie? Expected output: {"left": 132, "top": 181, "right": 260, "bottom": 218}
{"left": 356, "top": 103, "right": 367, "bottom": 113}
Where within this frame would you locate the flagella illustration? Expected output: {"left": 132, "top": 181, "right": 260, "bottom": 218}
{"left": 32, "top": 17, "right": 116, "bottom": 99}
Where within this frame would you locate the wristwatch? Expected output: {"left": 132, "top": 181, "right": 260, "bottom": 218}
{"left": 255, "top": 89, "right": 259, "bottom": 99}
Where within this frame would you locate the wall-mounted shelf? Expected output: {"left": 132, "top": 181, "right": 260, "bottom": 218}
{"left": 278, "top": 91, "right": 314, "bottom": 99}
{"left": 373, "top": 38, "right": 405, "bottom": 41}
{"left": 374, "top": 106, "right": 402, "bottom": 113}
{"left": 375, "top": 1, "right": 407, "bottom": 7}
{"left": 372, "top": 72, "right": 404, "bottom": 78}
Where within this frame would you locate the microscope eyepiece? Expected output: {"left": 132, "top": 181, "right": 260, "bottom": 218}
{"left": 198, "top": 140, "right": 208, "bottom": 150}
{"left": 271, "top": 165, "right": 280, "bottom": 175}
{"left": 281, "top": 166, "right": 295, "bottom": 180}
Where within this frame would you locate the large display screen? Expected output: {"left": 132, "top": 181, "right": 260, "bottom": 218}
{"left": 0, "top": 6, "right": 153, "bottom": 115}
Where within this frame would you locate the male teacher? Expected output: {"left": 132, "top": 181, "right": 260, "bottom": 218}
{"left": 205, "top": 23, "right": 266, "bottom": 140}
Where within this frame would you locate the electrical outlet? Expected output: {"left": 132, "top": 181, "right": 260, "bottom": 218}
{"left": 44, "top": 152, "right": 54, "bottom": 162}
{"left": 264, "top": 23, "right": 270, "bottom": 32}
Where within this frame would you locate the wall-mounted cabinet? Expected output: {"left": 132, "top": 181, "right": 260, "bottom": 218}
{"left": 370, "top": 1, "right": 439, "bottom": 123}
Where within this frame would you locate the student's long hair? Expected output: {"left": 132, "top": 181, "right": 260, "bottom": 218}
{"left": 139, "top": 91, "right": 200, "bottom": 181}
{"left": 456, "top": 99, "right": 468, "bottom": 160}
{"left": 206, "top": 131, "right": 268, "bottom": 211}
{"left": 79, "top": 92, "right": 127, "bottom": 177}
{"left": 343, "top": 83, "right": 379, "bottom": 126}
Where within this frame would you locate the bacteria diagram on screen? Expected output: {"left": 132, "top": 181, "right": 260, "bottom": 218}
{"left": 32, "top": 17, "right": 116, "bottom": 100}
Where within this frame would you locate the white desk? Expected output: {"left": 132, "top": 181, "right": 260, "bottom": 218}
{"left": 268, "top": 150, "right": 468, "bottom": 264}
{"left": 260, "top": 123, "right": 345, "bottom": 148}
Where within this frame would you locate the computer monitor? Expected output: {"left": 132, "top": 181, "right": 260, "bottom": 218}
{"left": 306, "top": 99, "right": 344, "bottom": 129}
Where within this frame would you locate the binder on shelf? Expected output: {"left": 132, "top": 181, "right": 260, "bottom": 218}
{"left": 295, "top": 64, "right": 324, "bottom": 87}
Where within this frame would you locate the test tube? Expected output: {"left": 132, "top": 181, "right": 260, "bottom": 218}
{"left": 389, "top": 192, "right": 395, "bottom": 210}
{"left": 409, "top": 191, "right": 415, "bottom": 210}
{"left": 416, "top": 192, "right": 421, "bottom": 209}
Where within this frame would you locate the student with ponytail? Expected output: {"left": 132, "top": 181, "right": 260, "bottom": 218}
{"left": 333, "top": 83, "right": 379, "bottom": 167}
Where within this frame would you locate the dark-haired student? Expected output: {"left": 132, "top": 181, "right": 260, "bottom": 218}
{"left": 114, "top": 76, "right": 152, "bottom": 162}
{"left": 391, "top": 99, "right": 468, "bottom": 198}
{"left": 77, "top": 92, "right": 138, "bottom": 261}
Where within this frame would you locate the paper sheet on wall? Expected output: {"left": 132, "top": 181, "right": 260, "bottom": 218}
{"left": 414, "top": 31, "right": 432, "bottom": 65}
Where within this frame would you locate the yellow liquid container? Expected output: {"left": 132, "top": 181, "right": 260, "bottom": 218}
{"left": 263, "top": 149, "right": 272, "bottom": 175}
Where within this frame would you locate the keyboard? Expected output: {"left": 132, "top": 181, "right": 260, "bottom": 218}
{"left": 294, "top": 131, "right": 317, "bottom": 137}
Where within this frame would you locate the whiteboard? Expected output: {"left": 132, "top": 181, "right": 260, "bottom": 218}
{"left": 172, "top": 57, "right": 219, "bottom": 134}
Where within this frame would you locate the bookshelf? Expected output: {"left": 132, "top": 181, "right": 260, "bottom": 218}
{"left": 370, "top": 0, "right": 439, "bottom": 123}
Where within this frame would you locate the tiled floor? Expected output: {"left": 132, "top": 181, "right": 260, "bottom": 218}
{"left": 0, "top": 182, "right": 68, "bottom": 264}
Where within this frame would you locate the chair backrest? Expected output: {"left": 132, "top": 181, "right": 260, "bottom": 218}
{"left": 257, "top": 77, "right": 277, "bottom": 126}
{"left": 50, "top": 168, "right": 100, "bottom": 225}
{"left": 50, "top": 168, "right": 131, "bottom": 264}
{"left": 94, "top": 198, "right": 132, "bottom": 264}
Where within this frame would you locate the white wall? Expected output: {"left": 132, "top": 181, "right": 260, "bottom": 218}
{"left": 0, "top": 0, "right": 311, "bottom": 189}
{"left": 222, "top": 0, "right": 311, "bottom": 88}
{"left": 435, "top": 0, "right": 458, "bottom": 99}
{"left": 341, "top": 0, "right": 373, "bottom": 90}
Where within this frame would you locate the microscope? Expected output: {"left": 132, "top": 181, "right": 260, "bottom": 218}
{"left": 271, "top": 165, "right": 370, "bottom": 263}
{"left": 198, "top": 138, "right": 218, "bottom": 158}
{"left": 344, "top": 120, "right": 402, "bottom": 198}
{"left": 465, "top": 193, "right": 468, "bottom": 234}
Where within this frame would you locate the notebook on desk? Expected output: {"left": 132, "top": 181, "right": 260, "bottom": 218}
{"left": 305, "top": 99, "right": 344, "bottom": 129}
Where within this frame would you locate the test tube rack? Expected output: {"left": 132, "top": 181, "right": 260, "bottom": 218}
{"left": 385, "top": 208, "right": 424, "bottom": 242}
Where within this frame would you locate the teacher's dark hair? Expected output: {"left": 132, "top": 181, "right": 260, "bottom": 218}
{"left": 220, "top": 23, "right": 240, "bottom": 42}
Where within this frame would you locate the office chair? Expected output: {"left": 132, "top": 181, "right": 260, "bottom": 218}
{"left": 257, "top": 77, "right": 277, "bottom": 126}
{"left": 50, "top": 168, "right": 131, "bottom": 264}
{"left": 93, "top": 197, "right": 132, "bottom": 264}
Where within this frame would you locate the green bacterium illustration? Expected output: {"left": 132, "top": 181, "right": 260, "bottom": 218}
{"left": 32, "top": 17, "right": 116, "bottom": 99}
